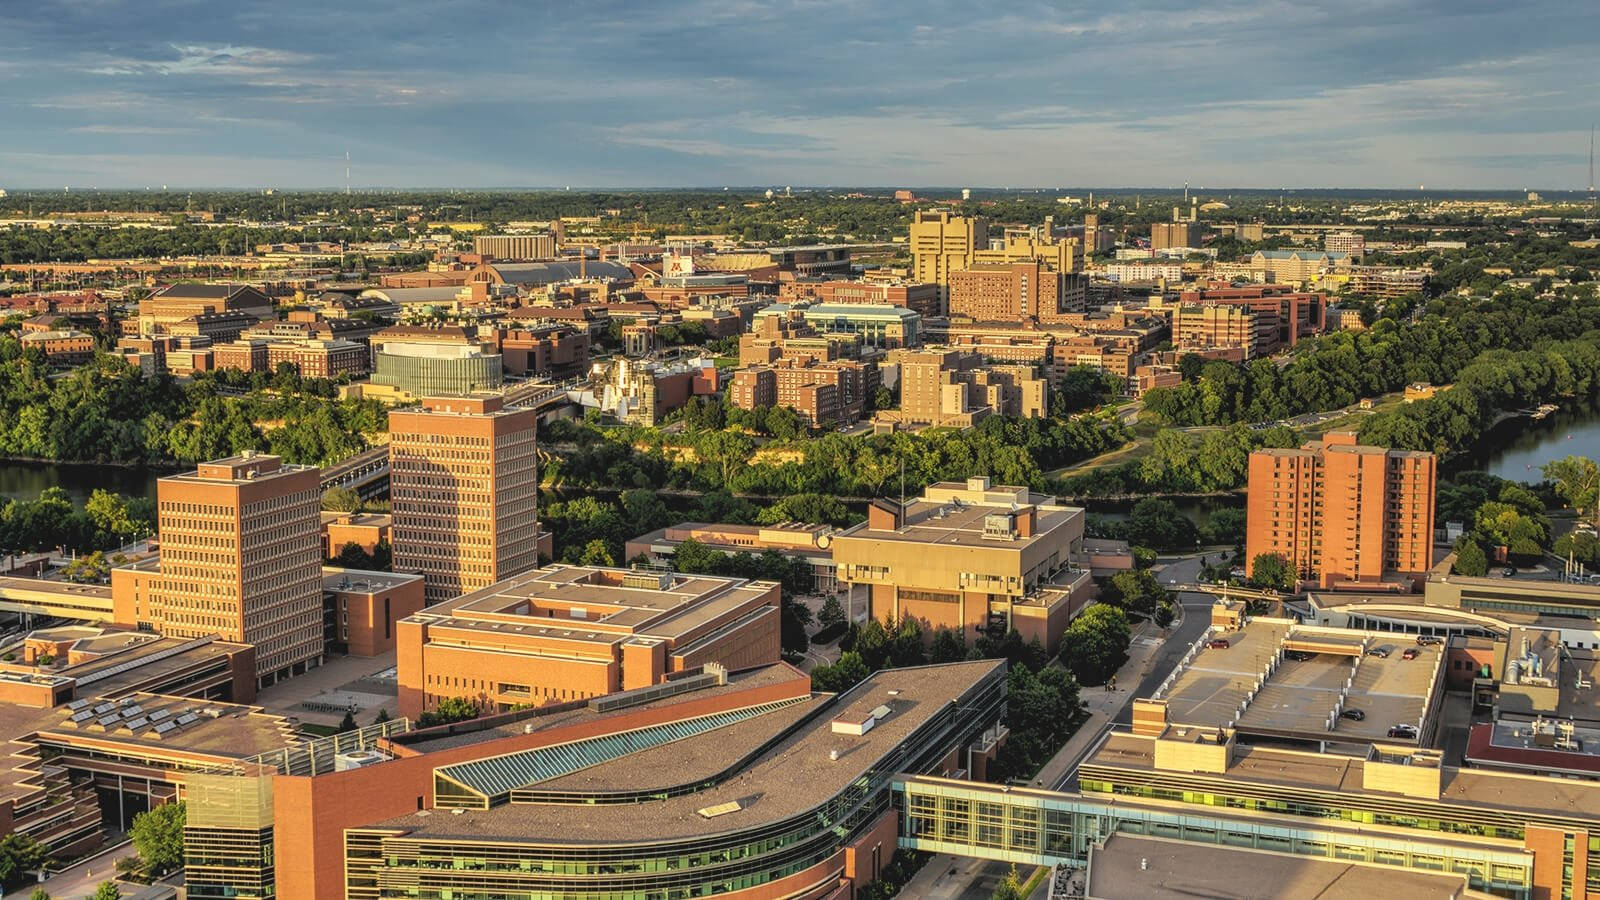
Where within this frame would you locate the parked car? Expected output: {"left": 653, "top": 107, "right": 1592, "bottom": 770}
{"left": 1207, "top": 638, "right": 1231, "bottom": 650}
{"left": 1387, "top": 724, "right": 1419, "bottom": 739}
{"left": 1402, "top": 648, "right": 1421, "bottom": 660}
{"left": 1285, "top": 651, "right": 1314, "bottom": 662}
{"left": 1366, "top": 646, "right": 1390, "bottom": 658}
{"left": 1415, "top": 635, "right": 1443, "bottom": 646}
{"left": 1502, "top": 566, "right": 1517, "bottom": 577}
{"left": 1341, "top": 708, "right": 1366, "bottom": 721}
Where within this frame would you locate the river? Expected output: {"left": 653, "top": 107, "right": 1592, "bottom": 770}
{"left": 1467, "top": 402, "right": 1600, "bottom": 482}
{"left": 0, "top": 462, "right": 164, "bottom": 505}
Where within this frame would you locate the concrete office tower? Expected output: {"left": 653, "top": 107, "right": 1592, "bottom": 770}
{"left": 909, "top": 210, "right": 989, "bottom": 312}
{"left": 1245, "top": 432, "right": 1436, "bottom": 590}
{"left": 388, "top": 394, "right": 545, "bottom": 605}
{"left": 140, "top": 454, "right": 322, "bottom": 687}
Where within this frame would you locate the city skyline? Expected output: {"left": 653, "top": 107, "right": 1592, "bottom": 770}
{"left": 2, "top": 0, "right": 1598, "bottom": 190}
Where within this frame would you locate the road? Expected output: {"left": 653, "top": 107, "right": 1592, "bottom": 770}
{"left": 1, "top": 841, "right": 176, "bottom": 900}
{"left": 1125, "top": 553, "right": 1216, "bottom": 721}
{"left": 919, "top": 553, "right": 1219, "bottom": 894}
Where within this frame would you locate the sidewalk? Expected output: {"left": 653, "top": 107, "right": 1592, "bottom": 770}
{"left": 1032, "top": 619, "right": 1172, "bottom": 790}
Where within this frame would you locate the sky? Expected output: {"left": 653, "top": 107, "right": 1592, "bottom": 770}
{"left": 1, "top": 0, "right": 1598, "bottom": 190}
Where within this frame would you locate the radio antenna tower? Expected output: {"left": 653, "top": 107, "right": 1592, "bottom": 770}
{"left": 1589, "top": 125, "right": 1596, "bottom": 201}
{"left": 345, "top": 150, "right": 352, "bottom": 196}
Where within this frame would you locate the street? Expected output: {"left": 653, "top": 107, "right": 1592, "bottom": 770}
{"left": 916, "top": 552, "right": 1218, "bottom": 894}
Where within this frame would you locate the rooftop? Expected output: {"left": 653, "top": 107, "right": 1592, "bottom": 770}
{"left": 1085, "top": 728, "right": 1600, "bottom": 821}
{"left": 1085, "top": 833, "right": 1474, "bottom": 900}
{"left": 1153, "top": 618, "right": 1443, "bottom": 744}
{"left": 368, "top": 659, "right": 1003, "bottom": 844}
{"left": 403, "top": 564, "right": 778, "bottom": 648}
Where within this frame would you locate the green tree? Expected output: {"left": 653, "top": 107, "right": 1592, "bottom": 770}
{"left": 817, "top": 595, "right": 846, "bottom": 630}
{"left": 338, "top": 710, "right": 357, "bottom": 733}
{"left": 84, "top": 489, "right": 145, "bottom": 538}
{"left": 416, "top": 696, "right": 480, "bottom": 728}
{"left": 60, "top": 551, "right": 110, "bottom": 583}
{"left": 90, "top": 884, "right": 121, "bottom": 900}
{"left": 1249, "top": 552, "right": 1295, "bottom": 591}
{"left": 1474, "top": 501, "right": 1549, "bottom": 558}
{"left": 1544, "top": 456, "right": 1600, "bottom": 527}
{"left": 1060, "top": 605, "right": 1131, "bottom": 686}
{"left": 128, "top": 801, "right": 185, "bottom": 874}
{"left": 29, "top": 888, "right": 51, "bottom": 900}
{"left": 1103, "top": 569, "right": 1170, "bottom": 617}
{"left": 991, "top": 865, "right": 1026, "bottom": 900}
{"left": 578, "top": 539, "right": 617, "bottom": 567}
{"left": 1453, "top": 539, "right": 1490, "bottom": 576}
{"left": 810, "top": 651, "right": 869, "bottom": 693}
{"left": 321, "top": 486, "right": 363, "bottom": 513}
{"left": 0, "top": 833, "right": 47, "bottom": 888}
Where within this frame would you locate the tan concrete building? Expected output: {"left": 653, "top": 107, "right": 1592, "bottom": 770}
{"left": 112, "top": 453, "right": 324, "bottom": 687}
{"left": 473, "top": 234, "right": 558, "bottom": 260}
{"left": 137, "top": 283, "right": 274, "bottom": 337}
{"left": 909, "top": 210, "right": 989, "bottom": 310}
{"left": 1246, "top": 432, "right": 1436, "bottom": 590}
{"left": 830, "top": 478, "right": 1093, "bottom": 651}
{"left": 894, "top": 349, "right": 1048, "bottom": 426}
{"left": 388, "top": 394, "right": 546, "bottom": 605}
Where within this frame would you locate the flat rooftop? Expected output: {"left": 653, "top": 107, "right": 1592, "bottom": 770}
{"left": 1086, "top": 834, "right": 1474, "bottom": 900}
{"left": 839, "top": 499, "right": 1081, "bottom": 551}
{"left": 322, "top": 567, "right": 422, "bottom": 595}
{"left": 394, "top": 663, "right": 806, "bottom": 755}
{"left": 1155, "top": 619, "right": 1442, "bottom": 743}
{"left": 408, "top": 564, "right": 778, "bottom": 646}
{"left": 1084, "top": 729, "right": 1600, "bottom": 821}
{"left": 370, "top": 659, "right": 1003, "bottom": 844}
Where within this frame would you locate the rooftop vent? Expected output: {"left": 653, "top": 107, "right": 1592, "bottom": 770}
{"left": 622, "top": 571, "right": 674, "bottom": 591}
{"left": 697, "top": 800, "right": 742, "bottom": 819}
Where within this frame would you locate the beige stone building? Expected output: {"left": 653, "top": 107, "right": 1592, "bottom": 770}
{"left": 830, "top": 478, "right": 1093, "bottom": 651}
{"left": 909, "top": 211, "right": 989, "bottom": 310}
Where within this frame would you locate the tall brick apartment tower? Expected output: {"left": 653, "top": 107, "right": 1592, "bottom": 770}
{"left": 1245, "top": 432, "right": 1436, "bottom": 590}
{"left": 137, "top": 453, "right": 323, "bottom": 687}
{"left": 388, "top": 394, "right": 547, "bottom": 605}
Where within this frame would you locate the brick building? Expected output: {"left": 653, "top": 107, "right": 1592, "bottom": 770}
{"left": 894, "top": 349, "right": 1049, "bottom": 426}
{"left": 396, "top": 564, "right": 782, "bottom": 716}
{"left": 388, "top": 395, "right": 547, "bottom": 605}
{"left": 947, "top": 260, "right": 1087, "bottom": 323}
{"left": 111, "top": 453, "right": 324, "bottom": 687}
{"left": 1245, "top": 432, "right": 1436, "bottom": 590}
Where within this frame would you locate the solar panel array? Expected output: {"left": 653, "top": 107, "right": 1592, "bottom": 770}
{"left": 61, "top": 695, "right": 209, "bottom": 739}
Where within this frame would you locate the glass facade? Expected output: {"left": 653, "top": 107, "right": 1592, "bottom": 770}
{"left": 896, "top": 777, "right": 1535, "bottom": 899}
{"left": 345, "top": 666, "right": 1008, "bottom": 899}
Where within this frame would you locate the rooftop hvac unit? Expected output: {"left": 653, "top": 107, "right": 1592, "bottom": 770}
{"left": 335, "top": 750, "right": 390, "bottom": 772}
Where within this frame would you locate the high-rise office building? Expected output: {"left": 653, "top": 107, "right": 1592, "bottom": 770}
{"left": 388, "top": 394, "right": 545, "bottom": 605}
{"left": 909, "top": 210, "right": 989, "bottom": 311}
{"left": 1246, "top": 432, "right": 1436, "bottom": 589}
{"left": 121, "top": 453, "right": 323, "bottom": 687}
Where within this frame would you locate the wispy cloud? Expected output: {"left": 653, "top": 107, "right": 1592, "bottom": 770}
{"left": 0, "top": 0, "right": 1594, "bottom": 187}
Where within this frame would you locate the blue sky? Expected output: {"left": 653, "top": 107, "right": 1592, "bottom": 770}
{"left": 2, "top": 0, "right": 1597, "bottom": 189}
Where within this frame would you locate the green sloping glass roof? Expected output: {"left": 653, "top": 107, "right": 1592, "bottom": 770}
{"left": 434, "top": 697, "right": 806, "bottom": 805}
